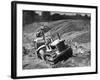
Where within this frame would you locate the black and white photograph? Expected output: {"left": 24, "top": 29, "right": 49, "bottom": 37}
{"left": 11, "top": 1, "right": 97, "bottom": 79}
{"left": 22, "top": 10, "right": 91, "bottom": 69}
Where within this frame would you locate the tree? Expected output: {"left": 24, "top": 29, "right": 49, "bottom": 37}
{"left": 51, "top": 13, "right": 62, "bottom": 20}
{"left": 41, "top": 11, "right": 51, "bottom": 21}
{"left": 23, "top": 10, "right": 39, "bottom": 26}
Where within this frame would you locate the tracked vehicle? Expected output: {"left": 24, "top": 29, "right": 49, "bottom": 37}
{"left": 34, "top": 26, "right": 73, "bottom": 64}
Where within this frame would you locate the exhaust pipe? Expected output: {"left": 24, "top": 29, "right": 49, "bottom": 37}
{"left": 57, "top": 33, "right": 60, "bottom": 40}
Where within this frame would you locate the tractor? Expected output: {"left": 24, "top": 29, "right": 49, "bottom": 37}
{"left": 34, "top": 26, "right": 73, "bottom": 65}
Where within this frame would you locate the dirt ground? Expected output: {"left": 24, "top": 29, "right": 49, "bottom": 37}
{"left": 23, "top": 19, "right": 91, "bottom": 69}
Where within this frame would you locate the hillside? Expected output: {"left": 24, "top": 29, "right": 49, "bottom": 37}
{"left": 23, "top": 19, "right": 90, "bottom": 43}
{"left": 23, "top": 19, "right": 91, "bottom": 69}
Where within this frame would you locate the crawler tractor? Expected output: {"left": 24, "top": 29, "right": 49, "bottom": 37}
{"left": 34, "top": 26, "right": 73, "bottom": 64}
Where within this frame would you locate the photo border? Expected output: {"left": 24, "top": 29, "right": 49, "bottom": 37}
{"left": 11, "top": 1, "right": 98, "bottom": 79}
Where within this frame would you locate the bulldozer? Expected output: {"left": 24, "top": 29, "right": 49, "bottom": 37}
{"left": 34, "top": 26, "right": 73, "bottom": 65}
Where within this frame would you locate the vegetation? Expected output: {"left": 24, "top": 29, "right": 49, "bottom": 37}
{"left": 23, "top": 10, "right": 90, "bottom": 26}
